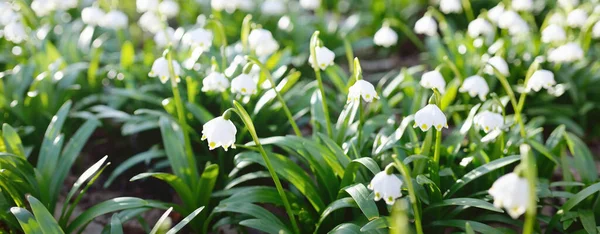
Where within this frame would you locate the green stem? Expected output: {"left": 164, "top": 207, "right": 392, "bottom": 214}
{"left": 207, "top": 19, "right": 228, "bottom": 69}
{"left": 232, "top": 103, "right": 300, "bottom": 234}
{"left": 247, "top": 57, "right": 302, "bottom": 136}
{"left": 357, "top": 100, "right": 364, "bottom": 149}
{"left": 387, "top": 18, "right": 425, "bottom": 50}
{"left": 343, "top": 37, "right": 354, "bottom": 73}
{"left": 166, "top": 49, "right": 198, "bottom": 176}
{"left": 432, "top": 128, "right": 442, "bottom": 185}
{"left": 461, "top": 0, "right": 474, "bottom": 22}
{"left": 310, "top": 31, "right": 334, "bottom": 137}
{"left": 392, "top": 156, "right": 424, "bottom": 234}
{"left": 492, "top": 69, "right": 526, "bottom": 138}
{"left": 520, "top": 144, "right": 537, "bottom": 234}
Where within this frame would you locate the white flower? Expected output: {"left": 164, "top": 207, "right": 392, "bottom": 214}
{"left": 567, "top": 9, "right": 588, "bottom": 28}
{"left": 137, "top": 0, "right": 159, "bottom": 12}
{"left": 4, "top": 21, "right": 27, "bottom": 43}
{"left": 498, "top": 10, "right": 528, "bottom": 35}
{"left": 413, "top": 104, "right": 448, "bottom": 131}
{"left": 300, "top": 0, "right": 320, "bottom": 10}
{"left": 183, "top": 28, "right": 213, "bottom": 51}
{"left": 485, "top": 56, "right": 510, "bottom": 76}
{"left": 82, "top": 6, "right": 105, "bottom": 26}
{"left": 558, "top": 0, "right": 579, "bottom": 8}
{"left": 56, "top": 0, "right": 77, "bottom": 10}
{"left": 459, "top": 75, "right": 489, "bottom": 100}
{"left": 248, "top": 29, "right": 279, "bottom": 57}
{"left": 468, "top": 18, "right": 494, "bottom": 38}
{"left": 489, "top": 173, "right": 529, "bottom": 219}
{"left": 368, "top": 170, "right": 403, "bottom": 205}
{"left": 139, "top": 12, "right": 162, "bottom": 33}
{"left": 149, "top": 57, "right": 182, "bottom": 84}
{"left": 487, "top": 4, "right": 504, "bottom": 24}
{"left": 547, "top": 42, "right": 584, "bottom": 63}
{"left": 154, "top": 27, "right": 178, "bottom": 48}
{"left": 347, "top": 80, "right": 379, "bottom": 102}
{"left": 420, "top": 70, "right": 446, "bottom": 93}
{"left": 202, "top": 116, "right": 237, "bottom": 151}
{"left": 508, "top": 18, "right": 529, "bottom": 35}
{"left": 548, "top": 13, "right": 565, "bottom": 26}
{"left": 512, "top": 0, "right": 533, "bottom": 12}
{"left": 308, "top": 46, "right": 335, "bottom": 70}
{"left": 231, "top": 73, "right": 258, "bottom": 95}
{"left": 202, "top": 72, "right": 230, "bottom": 92}
{"left": 159, "top": 0, "right": 180, "bottom": 18}
{"left": 0, "top": 3, "right": 20, "bottom": 26}
{"left": 593, "top": 21, "right": 600, "bottom": 39}
{"left": 261, "top": 0, "right": 285, "bottom": 15}
{"left": 373, "top": 25, "right": 398, "bottom": 48}
{"left": 440, "top": 0, "right": 461, "bottom": 14}
{"left": 31, "top": 0, "right": 57, "bottom": 17}
{"left": 541, "top": 24, "right": 566, "bottom": 43}
{"left": 100, "top": 10, "right": 128, "bottom": 29}
{"left": 526, "top": 70, "right": 556, "bottom": 92}
{"left": 414, "top": 15, "right": 437, "bottom": 36}
{"left": 474, "top": 111, "right": 503, "bottom": 133}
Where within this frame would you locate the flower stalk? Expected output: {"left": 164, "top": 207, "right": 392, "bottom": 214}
{"left": 310, "top": 31, "right": 334, "bottom": 137}
{"left": 520, "top": 144, "right": 537, "bottom": 234}
{"left": 392, "top": 155, "right": 424, "bottom": 234}
{"left": 490, "top": 65, "right": 527, "bottom": 138}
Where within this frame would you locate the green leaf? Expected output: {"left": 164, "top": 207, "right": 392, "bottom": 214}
{"left": 120, "top": 41, "right": 135, "bottom": 69}
{"left": 10, "top": 207, "right": 43, "bottom": 234}
{"left": 61, "top": 156, "right": 109, "bottom": 220}
{"left": 329, "top": 223, "right": 361, "bottom": 234}
{"left": 465, "top": 222, "right": 475, "bottom": 234}
{"left": 344, "top": 184, "right": 379, "bottom": 221}
{"left": 195, "top": 163, "right": 219, "bottom": 209}
{"left": 578, "top": 210, "right": 597, "bottom": 234}
{"left": 212, "top": 203, "right": 290, "bottom": 234}
{"left": 564, "top": 133, "right": 597, "bottom": 183}
{"left": 374, "top": 115, "right": 414, "bottom": 155}
{"left": 527, "top": 139, "right": 559, "bottom": 164}
{"left": 186, "top": 102, "right": 214, "bottom": 124}
{"left": 360, "top": 217, "right": 389, "bottom": 232}
{"left": 37, "top": 101, "right": 71, "bottom": 178}
{"left": 444, "top": 155, "right": 520, "bottom": 198}
{"left": 340, "top": 157, "right": 380, "bottom": 189}
{"left": 104, "top": 148, "right": 165, "bottom": 187}
{"left": 424, "top": 198, "right": 503, "bottom": 213}
{"left": 150, "top": 207, "right": 172, "bottom": 234}
{"left": 316, "top": 197, "right": 357, "bottom": 231}
{"left": 27, "top": 195, "right": 65, "bottom": 234}
{"left": 2, "top": 124, "right": 26, "bottom": 158}
{"left": 110, "top": 214, "right": 123, "bottom": 234}
{"left": 546, "top": 182, "right": 600, "bottom": 234}
{"left": 130, "top": 173, "right": 194, "bottom": 209}
{"left": 431, "top": 220, "right": 504, "bottom": 234}
{"left": 166, "top": 206, "right": 204, "bottom": 234}
{"left": 159, "top": 117, "right": 199, "bottom": 187}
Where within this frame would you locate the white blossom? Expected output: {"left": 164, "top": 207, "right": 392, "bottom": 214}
{"left": 368, "top": 170, "right": 403, "bottom": 205}
{"left": 593, "top": 21, "right": 600, "bottom": 39}
{"left": 548, "top": 13, "right": 565, "bottom": 26}
{"left": 202, "top": 116, "right": 237, "bottom": 151}
{"left": 231, "top": 73, "right": 257, "bottom": 95}
{"left": 300, "top": 0, "right": 320, "bottom": 10}
{"left": 248, "top": 29, "right": 279, "bottom": 57}
{"left": 567, "top": 9, "right": 588, "bottom": 28}
{"left": 183, "top": 28, "right": 213, "bottom": 52}
{"left": 139, "top": 12, "right": 162, "bottom": 33}
{"left": 261, "top": 0, "right": 286, "bottom": 15}
{"left": 374, "top": 25, "right": 398, "bottom": 48}
{"left": 512, "top": 0, "right": 533, "bottom": 12}
{"left": 82, "top": 6, "right": 105, "bottom": 26}
{"left": 309, "top": 46, "right": 335, "bottom": 70}
{"left": 468, "top": 18, "right": 494, "bottom": 38}
{"left": 137, "top": 0, "right": 159, "bottom": 13}
{"left": 526, "top": 70, "right": 556, "bottom": 92}
{"left": 485, "top": 56, "right": 510, "bottom": 76}
{"left": 558, "top": 0, "right": 579, "bottom": 8}
{"left": 487, "top": 4, "right": 504, "bottom": 24}
{"left": 498, "top": 10, "right": 528, "bottom": 35}
{"left": 0, "top": 3, "right": 20, "bottom": 26}
{"left": 31, "top": 0, "right": 55, "bottom": 17}
{"left": 149, "top": 57, "right": 182, "bottom": 83}
{"left": 202, "top": 72, "right": 230, "bottom": 92}
{"left": 159, "top": 0, "right": 180, "bottom": 18}
{"left": 489, "top": 173, "right": 529, "bottom": 219}
{"left": 4, "top": 21, "right": 27, "bottom": 43}
{"left": 459, "top": 75, "right": 489, "bottom": 100}
{"left": 414, "top": 15, "right": 437, "bottom": 36}
{"left": 414, "top": 104, "right": 448, "bottom": 131}
{"left": 154, "top": 27, "right": 178, "bottom": 48}
{"left": 100, "top": 10, "right": 128, "bottom": 30}
{"left": 541, "top": 24, "right": 566, "bottom": 43}
{"left": 420, "top": 70, "right": 446, "bottom": 93}
{"left": 347, "top": 80, "right": 379, "bottom": 102}
{"left": 547, "top": 42, "right": 584, "bottom": 63}
{"left": 474, "top": 111, "right": 503, "bottom": 133}
{"left": 440, "top": 0, "right": 461, "bottom": 14}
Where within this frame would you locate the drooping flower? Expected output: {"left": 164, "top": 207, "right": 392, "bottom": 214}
{"left": 0, "top": 3, "right": 20, "bottom": 26}
{"left": 487, "top": 4, "right": 504, "bottom": 24}
{"left": 440, "top": 0, "right": 462, "bottom": 14}
{"left": 567, "top": 9, "right": 588, "bottom": 28}
{"left": 159, "top": 0, "right": 180, "bottom": 18}
{"left": 149, "top": 57, "right": 182, "bottom": 84}
{"left": 474, "top": 111, "right": 503, "bottom": 133}
{"left": 183, "top": 28, "right": 213, "bottom": 52}
{"left": 300, "top": 0, "right": 321, "bottom": 10}
{"left": 248, "top": 29, "right": 279, "bottom": 57}
{"left": 468, "top": 18, "right": 494, "bottom": 38}
{"left": 526, "top": 70, "right": 556, "bottom": 92}
{"left": 82, "top": 6, "right": 105, "bottom": 26}
{"left": 414, "top": 15, "right": 437, "bottom": 36}
{"left": 202, "top": 116, "right": 237, "bottom": 151}
{"left": 413, "top": 104, "right": 448, "bottom": 131}
{"left": 512, "top": 0, "right": 533, "bottom": 12}
{"left": 374, "top": 25, "right": 398, "bottom": 48}
{"left": 347, "top": 80, "right": 379, "bottom": 102}
{"left": 261, "top": 0, "right": 286, "bottom": 15}
{"left": 508, "top": 18, "right": 529, "bottom": 35}
{"left": 485, "top": 56, "right": 510, "bottom": 76}
{"left": 541, "top": 24, "right": 566, "bottom": 43}
{"left": 489, "top": 173, "right": 529, "bottom": 219}
{"left": 136, "top": 0, "right": 159, "bottom": 13}
{"left": 593, "top": 21, "right": 600, "bottom": 39}
{"left": 139, "top": 11, "right": 162, "bottom": 33}
{"left": 459, "top": 75, "right": 489, "bottom": 100}
{"left": 202, "top": 72, "right": 230, "bottom": 92}
{"left": 308, "top": 46, "right": 335, "bottom": 70}
{"left": 31, "top": 0, "right": 55, "bottom": 17}
{"left": 231, "top": 73, "right": 258, "bottom": 95}
{"left": 498, "top": 10, "right": 529, "bottom": 35}
{"left": 154, "top": 27, "right": 177, "bottom": 48}
{"left": 4, "top": 21, "right": 27, "bottom": 43}
{"left": 368, "top": 170, "right": 403, "bottom": 205}
{"left": 420, "top": 70, "right": 446, "bottom": 93}
{"left": 100, "top": 10, "right": 128, "bottom": 30}
{"left": 548, "top": 13, "right": 566, "bottom": 26}
{"left": 547, "top": 42, "right": 584, "bottom": 63}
